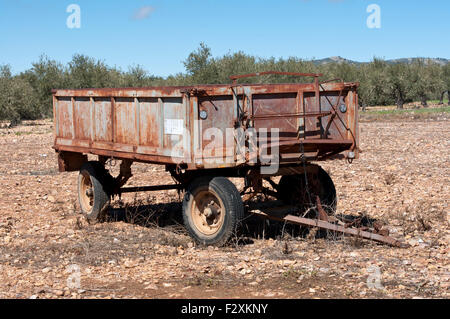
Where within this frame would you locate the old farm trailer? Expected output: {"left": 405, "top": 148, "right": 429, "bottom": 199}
{"left": 52, "top": 71, "right": 404, "bottom": 247}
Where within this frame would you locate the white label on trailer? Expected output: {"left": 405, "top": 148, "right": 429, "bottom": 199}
{"left": 164, "top": 119, "right": 184, "bottom": 135}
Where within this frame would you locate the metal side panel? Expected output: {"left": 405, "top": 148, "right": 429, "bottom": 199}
{"left": 161, "top": 97, "right": 186, "bottom": 159}
{"left": 52, "top": 81, "right": 359, "bottom": 166}
{"left": 73, "top": 97, "right": 91, "bottom": 141}
{"left": 55, "top": 97, "right": 73, "bottom": 139}
{"left": 138, "top": 97, "right": 160, "bottom": 149}
{"left": 199, "top": 95, "right": 235, "bottom": 163}
{"left": 114, "top": 97, "right": 137, "bottom": 146}
{"left": 93, "top": 97, "right": 113, "bottom": 142}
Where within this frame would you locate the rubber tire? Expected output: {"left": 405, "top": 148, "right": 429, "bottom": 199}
{"left": 78, "top": 161, "right": 111, "bottom": 223}
{"left": 277, "top": 166, "right": 337, "bottom": 215}
{"left": 182, "top": 176, "right": 244, "bottom": 246}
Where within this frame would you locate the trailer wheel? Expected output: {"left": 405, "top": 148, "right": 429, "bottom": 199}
{"left": 182, "top": 177, "right": 244, "bottom": 246}
{"left": 78, "top": 162, "right": 111, "bottom": 222}
{"left": 277, "top": 166, "right": 337, "bottom": 215}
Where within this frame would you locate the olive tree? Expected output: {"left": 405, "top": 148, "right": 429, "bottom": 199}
{"left": 183, "top": 42, "right": 219, "bottom": 84}
{"left": 67, "top": 54, "right": 123, "bottom": 89}
{"left": 385, "top": 63, "right": 410, "bottom": 109}
{"left": 22, "top": 55, "right": 67, "bottom": 117}
{"left": 121, "top": 64, "right": 162, "bottom": 87}
{"left": 407, "top": 60, "right": 442, "bottom": 107}
{"left": 439, "top": 64, "right": 450, "bottom": 105}
{"left": 0, "top": 65, "right": 37, "bottom": 124}
{"left": 357, "top": 59, "right": 389, "bottom": 108}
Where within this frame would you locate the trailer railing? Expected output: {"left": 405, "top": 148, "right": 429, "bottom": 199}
{"left": 229, "top": 71, "right": 358, "bottom": 161}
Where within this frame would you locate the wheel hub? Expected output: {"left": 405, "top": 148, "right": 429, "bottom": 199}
{"left": 191, "top": 191, "right": 225, "bottom": 235}
{"left": 86, "top": 188, "right": 93, "bottom": 197}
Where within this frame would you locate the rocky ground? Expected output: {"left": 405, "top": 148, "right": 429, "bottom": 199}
{"left": 0, "top": 116, "right": 448, "bottom": 299}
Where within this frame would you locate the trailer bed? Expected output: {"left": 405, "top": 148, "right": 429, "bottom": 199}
{"left": 53, "top": 78, "right": 358, "bottom": 171}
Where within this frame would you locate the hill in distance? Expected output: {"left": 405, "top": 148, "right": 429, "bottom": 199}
{"left": 313, "top": 56, "right": 449, "bottom": 65}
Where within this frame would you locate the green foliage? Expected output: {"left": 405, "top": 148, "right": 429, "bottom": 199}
{"left": 183, "top": 42, "right": 219, "bottom": 84}
{"left": 122, "top": 64, "right": 158, "bottom": 87}
{"left": 0, "top": 43, "right": 449, "bottom": 122}
{"left": 213, "top": 51, "right": 258, "bottom": 83}
{"left": 21, "top": 55, "right": 66, "bottom": 117}
{"left": 443, "top": 64, "right": 450, "bottom": 90}
{"left": 67, "top": 54, "right": 122, "bottom": 89}
{"left": 385, "top": 63, "right": 410, "bottom": 109}
{"left": 356, "top": 59, "right": 390, "bottom": 107}
{"left": 0, "top": 65, "right": 37, "bottom": 124}
{"left": 406, "top": 60, "right": 443, "bottom": 106}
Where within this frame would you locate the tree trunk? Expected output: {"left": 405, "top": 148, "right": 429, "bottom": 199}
{"left": 359, "top": 99, "right": 367, "bottom": 112}
{"left": 421, "top": 95, "right": 428, "bottom": 108}
{"left": 438, "top": 91, "right": 446, "bottom": 105}
{"left": 396, "top": 91, "right": 404, "bottom": 109}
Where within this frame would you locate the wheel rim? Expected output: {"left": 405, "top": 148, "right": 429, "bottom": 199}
{"left": 191, "top": 189, "right": 225, "bottom": 236}
{"left": 79, "top": 172, "right": 94, "bottom": 213}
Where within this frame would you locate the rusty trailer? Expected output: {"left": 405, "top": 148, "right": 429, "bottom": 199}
{"left": 52, "top": 72, "right": 401, "bottom": 246}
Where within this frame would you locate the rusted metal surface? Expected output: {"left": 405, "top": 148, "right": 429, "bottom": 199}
{"left": 118, "top": 184, "right": 183, "bottom": 193}
{"left": 53, "top": 74, "right": 359, "bottom": 172}
{"left": 57, "top": 151, "right": 87, "bottom": 172}
{"left": 248, "top": 203, "right": 409, "bottom": 248}
{"left": 51, "top": 74, "right": 407, "bottom": 248}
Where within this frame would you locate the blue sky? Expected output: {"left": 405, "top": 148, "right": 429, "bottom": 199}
{"left": 0, "top": 0, "right": 449, "bottom": 76}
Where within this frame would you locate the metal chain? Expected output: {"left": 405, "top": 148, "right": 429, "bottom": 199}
{"left": 299, "top": 141, "right": 315, "bottom": 217}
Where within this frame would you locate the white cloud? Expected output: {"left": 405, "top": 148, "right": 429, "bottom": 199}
{"left": 301, "top": 0, "right": 345, "bottom": 2}
{"left": 132, "top": 6, "right": 155, "bottom": 20}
